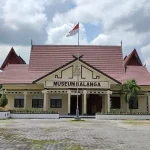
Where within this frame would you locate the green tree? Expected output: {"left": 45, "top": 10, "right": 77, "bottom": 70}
{"left": 121, "top": 80, "right": 140, "bottom": 113}
{"left": 0, "top": 94, "right": 8, "bottom": 107}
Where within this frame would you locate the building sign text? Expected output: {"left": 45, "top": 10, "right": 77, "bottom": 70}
{"left": 45, "top": 81, "right": 109, "bottom": 89}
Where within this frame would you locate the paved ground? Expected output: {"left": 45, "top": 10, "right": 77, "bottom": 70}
{"left": 0, "top": 119, "right": 150, "bottom": 150}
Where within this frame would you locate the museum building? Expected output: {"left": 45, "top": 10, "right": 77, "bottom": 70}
{"left": 0, "top": 45, "right": 150, "bottom": 115}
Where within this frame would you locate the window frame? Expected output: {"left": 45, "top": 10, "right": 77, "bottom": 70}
{"left": 14, "top": 99, "right": 24, "bottom": 108}
{"left": 32, "top": 99, "right": 43, "bottom": 108}
{"left": 50, "top": 99, "right": 62, "bottom": 108}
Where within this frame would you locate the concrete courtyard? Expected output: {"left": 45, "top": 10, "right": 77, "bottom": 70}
{"left": 0, "top": 119, "right": 150, "bottom": 150}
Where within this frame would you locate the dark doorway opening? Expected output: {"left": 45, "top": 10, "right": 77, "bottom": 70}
{"left": 87, "top": 94, "right": 102, "bottom": 115}
{"left": 70, "top": 95, "right": 82, "bottom": 115}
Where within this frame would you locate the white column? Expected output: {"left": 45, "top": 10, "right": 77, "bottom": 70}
{"left": 67, "top": 90, "right": 71, "bottom": 114}
{"left": 24, "top": 91, "right": 27, "bottom": 109}
{"left": 105, "top": 90, "right": 112, "bottom": 112}
{"left": 42, "top": 90, "right": 48, "bottom": 111}
{"left": 106, "top": 94, "right": 110, "bottom": 112}
{"left": 83, "top": 90, "right": 87, "bottom": 115}
{"left": 148, "top": 93, "right": 150, "bottom": 112}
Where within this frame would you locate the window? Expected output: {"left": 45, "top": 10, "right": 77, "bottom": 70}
{"left": 14, "top": 95, "right": 24, "bottom": 108}
{"left": 110, "top": 97, "right": 120, "bottom": 109}
{"left": 32, "top": 99, "right": 43, "bottom": 108}
{"left": 129, "top": 100, "right": 138, "bottom": 109}
{"left": 14, "top": 99, "right": 24, "bottom": 108}
{"left": 32, "top": 95, "right": 44, "bottom": 108}
{"left": 50, "top": 99, "right": 62, "bottom": 108}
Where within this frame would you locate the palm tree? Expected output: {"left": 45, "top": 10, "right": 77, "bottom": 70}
{"left": 121, "top": 80, "right": 140, "bottom": 113}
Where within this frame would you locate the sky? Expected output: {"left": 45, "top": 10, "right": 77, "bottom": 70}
{"left": 0, "top": 0, "right": 150, "bottom": 71}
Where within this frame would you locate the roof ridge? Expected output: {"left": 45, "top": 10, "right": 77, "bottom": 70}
{"left": 32, "top": 45, "right": 121, "bottom": 47}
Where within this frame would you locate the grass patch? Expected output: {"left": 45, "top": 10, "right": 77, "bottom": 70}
{"left": 31, "top": 139, "right": 57, "bottom": 150}
{"left": 123, "top": 120, "right": 150, "bottom": 125}
{"left": 0, "top": 119, "right": 14, "bottom": 123}
{"left": 0, "top": 132, "right": 15, "bottom": 140}
{"left": 41, "top": 127, "right": 57, "bottom": 133}
{"left": 64, "top": 145, "right": 85, "bottom": 150}
{"left": 0, "top": 128, "right": 28, "bottom": 142}
{"left": 0, "top": 128, "right": 57, "bottom": 149}
{"left": 68, "top": 119, "right": 87, "bottom": 123}
{"left": 0, "top": 128, "right": 18, "bottom": 140}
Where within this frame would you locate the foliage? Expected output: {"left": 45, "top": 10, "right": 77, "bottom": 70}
{"left": 10, "top": 108, "right": 59, "bottom": 114}
{"left": 31, "top": 140, "right": 57, "bottom": 150}
{"left": 121, "top": 80, "right": 140, "bottom": 110}
{"left": 0, "top": 94, "right": 8, "bottom": 107}
{"left": 64, "top": 145, "right": 85, "bottom": 150}
{"left": 124, "top": 120, "right": 150, "bottom": 125}
{"left": 96, "top": 111, "right": 150, "bottom": 115}
{"left": 69, "top": 119, "right": 86, "bottom": 122}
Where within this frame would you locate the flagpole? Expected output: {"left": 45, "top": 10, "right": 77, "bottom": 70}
{"left": 75, "top": 22, "right": 80, "bottom": 120}
{"left": 66, "top": 22, "right": 80, "bottom": 119}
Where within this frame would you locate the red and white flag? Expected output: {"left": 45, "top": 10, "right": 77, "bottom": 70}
{"left": 66, "top": 23, "right": 79, "bottom": 37}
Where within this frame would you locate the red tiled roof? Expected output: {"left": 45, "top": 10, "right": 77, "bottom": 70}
{"left": 111, "top": 66, "right": 150, "bottom": 85}
{"left": 0, "top": 64, "right": 47, "bottom": 84}
{"left": 0, "top": 45, "right": 150, "bottom": 86}
{"left": 29, "top": 45, "right": 125, "bottom": 74}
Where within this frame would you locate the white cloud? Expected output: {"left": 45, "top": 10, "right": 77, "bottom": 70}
{"left": 46, "top": 22, "right": 88, "bottom": 45}
{"left": 14, "top": 46, "right": 31, "bottom": 64}
{"left": 1, "top": 0, "right": 51, "bottom": 31}
{"left": 141, "top": 44, "right": 150, "bottom": 54}
{"left": 141, "top": 44, "right": 150, "bottom": 67}
{"left": 1, "top": 0, "right": 150, "bottom": 71}
{"left": 60, "top": 0, "right": 148, "bottom": 30}
{"left": 91, "top": 29, "right": 149, "bottom": 46}
{"left": 47, "top": 0, "right": 150, "bottom": 48}
{"left": 144, "top": 57, "right": 150, "bottom": 68}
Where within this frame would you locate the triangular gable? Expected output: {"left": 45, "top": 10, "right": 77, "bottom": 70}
{"left": 18, "top": 56, "right": 26, "bottom": 64}
{"left": 1, "top": 47, "right": 26, "bottom": 70}
{"left": 124, "top": 49, "right": 143, "bottom": 66}
{"left": 33, "top": 57, "right": 121, "bottom": 89}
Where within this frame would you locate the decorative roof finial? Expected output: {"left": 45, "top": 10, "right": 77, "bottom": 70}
{"left": 31, "top": 39, "right": 33, "bottom": 46}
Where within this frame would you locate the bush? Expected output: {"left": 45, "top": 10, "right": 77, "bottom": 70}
{"left": 96, "top": 111, "right": 150, "bottom": 115}
{"left": 0, "top": 94, "right": 8, "bottom": 107}
{"left": 10, "top": 108, "right": 59, "bottom": 114}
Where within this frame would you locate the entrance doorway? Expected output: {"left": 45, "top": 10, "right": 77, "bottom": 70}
{"left": 70, "top": 95, "right": 82, "bottom": 115}
{"left": 87, "top": 94, "right": 102, "bottom": 115}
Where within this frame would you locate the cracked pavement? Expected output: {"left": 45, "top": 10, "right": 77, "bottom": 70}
{"left": 0, "top": 119, "right": 150, "bottom": 150}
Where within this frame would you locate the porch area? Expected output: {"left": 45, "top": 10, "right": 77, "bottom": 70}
{"left": 5, "top": 89, "right": 112, "bottom": 115}
{"left": 5, "top": 89, "right": 150, "bottom": 115}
